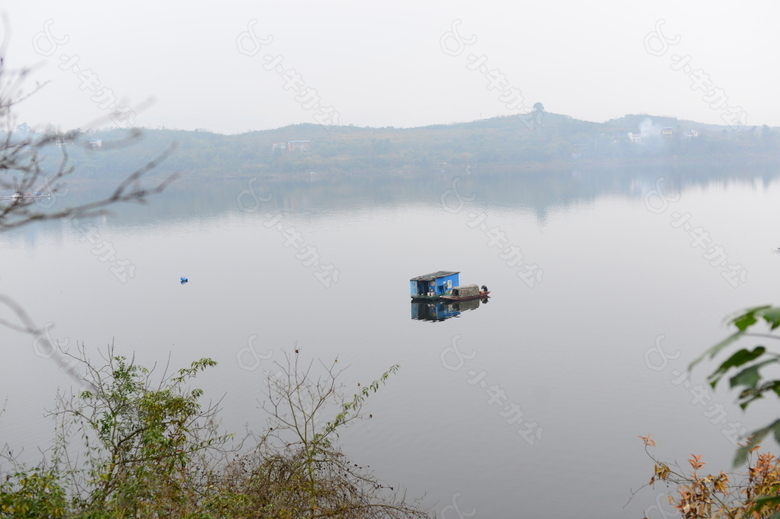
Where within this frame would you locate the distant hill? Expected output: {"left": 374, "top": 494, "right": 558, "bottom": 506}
{"left": 24, "top": 111, "right": 780, "bottom": 181}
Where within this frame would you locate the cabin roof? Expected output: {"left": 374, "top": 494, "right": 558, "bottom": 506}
{"left": 410, "top": 271, "right": 459, "bottom": 282}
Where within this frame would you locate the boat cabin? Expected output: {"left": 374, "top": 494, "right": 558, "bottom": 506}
{"left": 409, "top": 271, "right": 460, "bottom": 299}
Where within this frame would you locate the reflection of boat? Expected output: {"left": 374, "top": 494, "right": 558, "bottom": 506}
{"left": 440, "top": 284, "right": 490, "bottom": 302}
{"left": 410, "top": 271, "right": 460, "bottom": 300}
{"left": 410, "top": 297, "right": 488, "bottom": 322}
{"left": 411, "top": 300, "right": 461, "bottom": 322}
{"left": 447, "top": 297, "right": 485, "bottom": 312}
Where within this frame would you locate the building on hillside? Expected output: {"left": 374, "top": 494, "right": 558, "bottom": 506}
{"left": 288, "top": 140, "right": 311, "bottom": 151}
{"left": 272, "top": 142, "right": 287, "bottom": 151}
{"left": 662, "top": 127, "right": 673, "bottom": 138}
{"left": 627, "top": 132, "right": 642, "bottom": 143}
{"left": 89, "top": 139, "right": 102, "bottom": 149}
{"left": 683, "top": 129, "right": 699, "bottom": 139}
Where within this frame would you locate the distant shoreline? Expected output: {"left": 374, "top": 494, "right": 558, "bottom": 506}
{"left": 50, "top": 152, "right": 779, "bottom": 188}
{"left": 191, "top": 153, "right": 780, "bottom": 182}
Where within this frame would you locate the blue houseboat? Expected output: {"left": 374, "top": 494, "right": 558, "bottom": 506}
{"left": 410, "top": 271, "right": 460, "bottom": 300}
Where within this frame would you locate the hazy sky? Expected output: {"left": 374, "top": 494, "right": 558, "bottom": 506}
{"left": 4, "top": 0, "right": 779, "bottom": 134}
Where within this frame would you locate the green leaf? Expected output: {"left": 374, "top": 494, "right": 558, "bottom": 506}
{"left": 761, "top": 307, "right": 780, "bottom": 329}
{"left": 754, "top": 502, "right": 780, "bottom": 519}
{"left": 708, "top": 346, "right": 766, "bottom": 387}
{"left": 733, "top": 313, "right": 758, "bottom": 331}
{"left": 754, "top": 496, "right": 780, "bottom": 507}
{"left": 689, "top": 330, "right": 744, "bottom": 371}
{"left": 731, "top": 305, "right": 772, "bottom": 330}
{"left": 734, "top": 419, "right": 780, "bottom": 466}
{"left": 729, "top": 359, "right": 778, "bottom": 390}
{"left": 732, "top": 379, "right": 780, "bottom": 413}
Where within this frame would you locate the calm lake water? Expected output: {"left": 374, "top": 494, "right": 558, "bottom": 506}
{"left": 2, "top": 163, "right": 780, "bottom": 518}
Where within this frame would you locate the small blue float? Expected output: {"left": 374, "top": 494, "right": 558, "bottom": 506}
{"left": 180, "top": 277, "right": 188, "bottom": 285}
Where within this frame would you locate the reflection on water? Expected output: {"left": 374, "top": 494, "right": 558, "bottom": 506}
{"left": 410, "top": 297, "right": 487, "bottom": 322}
{"left": 6, "top": 159, "right": 778, "bottom": 241}
{"left": 4, "top": 160, "right": 780, "bottom": 519}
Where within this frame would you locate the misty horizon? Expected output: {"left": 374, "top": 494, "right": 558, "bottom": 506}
{"left": 3, "top": 0, "right": 778, "bottom": 134}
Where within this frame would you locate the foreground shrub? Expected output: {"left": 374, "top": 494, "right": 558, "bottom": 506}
{"left": 1, "top": 348, "right": 429, "bottom": 518}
